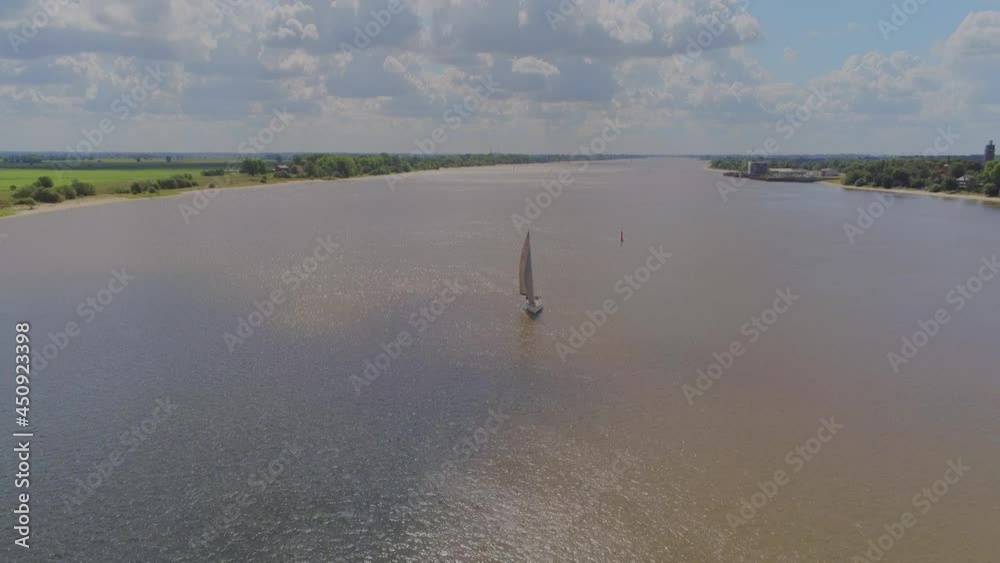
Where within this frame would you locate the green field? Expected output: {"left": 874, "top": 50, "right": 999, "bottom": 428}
{"left": 1, "top": 168, "right": 205, "bottom": 190}
{"left": 0, "top": 152, "right": 629, "bottom": 215}
{"left": 0, "top": 166, "right": 283, "bottom": 207}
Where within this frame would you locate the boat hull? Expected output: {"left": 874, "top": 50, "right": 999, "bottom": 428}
{"left": 525, "top": 298, "right": 544, "bottom": 316}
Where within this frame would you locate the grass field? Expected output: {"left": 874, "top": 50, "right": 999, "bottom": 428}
{"left": 0, "top": 158, "right": 236, "bottom": 170}
{"left": 0, "top": 168, "right": 206, "bottom": 189}
{"left": 0, "top": 161, "right": 308, "bottom": 217}
{"left": 0, "top": 166, "right": 286, "bottom": 207}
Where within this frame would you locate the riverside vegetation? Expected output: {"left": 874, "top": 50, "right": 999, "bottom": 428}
{"left": 0, "top": 152, "right": 632, "bottom": 217}
{"left": 710, "top": 157, "right": 1000, "bottom": 198}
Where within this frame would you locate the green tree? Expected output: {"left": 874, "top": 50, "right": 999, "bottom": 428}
{"left": 55, "top": 185, "right": 77, "bottom": 200}
{"left": 239, "top": 158, "right": 268, "bottom": 175}
{"left": 32, "top": 187, "right": 62, "bottom": 203}
{"left": 981, "top": 160, "right": 1000, "bottom": 186}
{"left": 36, "top": 176, "right": 54, "bottom": 188}
{"left": 71, "top": 180, "right": 96, "bottom": 197}
{"left": 890, "top": 168, "right": 911, "bottom": 188}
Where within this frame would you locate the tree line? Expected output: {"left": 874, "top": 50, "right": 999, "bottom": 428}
{"left": 7, "top": 176, "right": 97, "bottom": 205}
{"left": 710, "top": 156, "right": 1000, "bottom": 197}
{"left": 238, "top": 153, "right": 632, "bottom": 181}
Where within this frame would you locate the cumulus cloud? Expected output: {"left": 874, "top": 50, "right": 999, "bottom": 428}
{"left": 512, "top": 56, "right": 559, "bottom": 76}
{"left": 0, "top": 2, "right": 996, "bottom": 154}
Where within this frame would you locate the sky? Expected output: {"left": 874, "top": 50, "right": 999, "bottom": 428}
{"left": 0, "top": 0, "right": 998, "bottom": 156}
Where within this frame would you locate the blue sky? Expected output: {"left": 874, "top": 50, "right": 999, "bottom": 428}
{"left": 751, "top": 0, "right": 994, "bottom": 81}
{"left": 0, "top": 1, "right": 997, "bottom": 155}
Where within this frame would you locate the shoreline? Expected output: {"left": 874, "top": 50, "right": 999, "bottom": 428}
{"left": 0, "top": 177, "right": 319, "bottom": 221}
{"left": 0, "top": 161, "right": 575, "bottom": 222}
{"left": 705, "top": 165, "right": 1000, "bottom": 205}
{"left": 819, "top": 179, "right": 1000, "bottom": 204}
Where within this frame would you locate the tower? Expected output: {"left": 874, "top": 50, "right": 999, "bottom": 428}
{"left": 986, "top": 140, "right": 995, "bottom": 164}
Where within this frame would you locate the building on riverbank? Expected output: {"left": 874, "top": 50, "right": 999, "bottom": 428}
{"left": 748, "top": 161, "right": 769, "bottom": 176}
{"left": 986, "top": 140, "right": 995, "bottom": 164}
{"left": 958, "top": 174, "right": 978, "bottom": 190}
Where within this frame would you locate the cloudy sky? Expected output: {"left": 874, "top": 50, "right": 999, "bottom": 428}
{"left": 0, "top": 0, "right": 998, "bottom": 155}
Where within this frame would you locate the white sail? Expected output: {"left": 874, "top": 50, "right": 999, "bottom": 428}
{"left": 519, "top": 232, "right": 535, "bottom": 304}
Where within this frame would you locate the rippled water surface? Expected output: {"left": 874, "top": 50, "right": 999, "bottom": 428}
{"left": 1, "top": 158, "right": 998, "bottom": 561}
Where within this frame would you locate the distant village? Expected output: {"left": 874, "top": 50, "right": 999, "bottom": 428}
{"left": 735, "top": 140, "right": 997, "bottom": 186}
{"left": 743, "top": 161, "right": 840, "bottom": 182}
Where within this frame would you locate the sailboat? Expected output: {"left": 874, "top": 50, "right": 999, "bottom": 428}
{"left": 519, "top": 232, "right": 544, "bottom": 316}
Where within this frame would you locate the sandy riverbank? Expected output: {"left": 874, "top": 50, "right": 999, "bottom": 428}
{"left": 0, "top": 160, "right": 588, "bottom": 222}
{"left": 0, "top": 177, "right": 322, "bottom": 221}
{"left": 819, "top": 179, "right": 1000, "bottom": 205}
{"left": 704, "top": 165, "right": 1000, "bottom": 205}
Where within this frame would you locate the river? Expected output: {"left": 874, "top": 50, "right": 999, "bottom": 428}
{"left": 1, "top": 157, "right": 997, "bottom": 561}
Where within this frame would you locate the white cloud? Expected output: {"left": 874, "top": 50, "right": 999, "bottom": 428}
{"left": 0, "top": 2, "right": 997, "bottom": 154}
{"left": 512, "top": 56, "right": 559, "bottom": 76}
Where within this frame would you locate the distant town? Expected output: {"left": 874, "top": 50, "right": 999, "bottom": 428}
{"left": 711, "top": 140, "right": 1000, "bottom": 198}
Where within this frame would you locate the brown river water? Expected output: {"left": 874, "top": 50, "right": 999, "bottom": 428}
{"left": 0, "top": 157, "right": 998, "bottom": 561}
